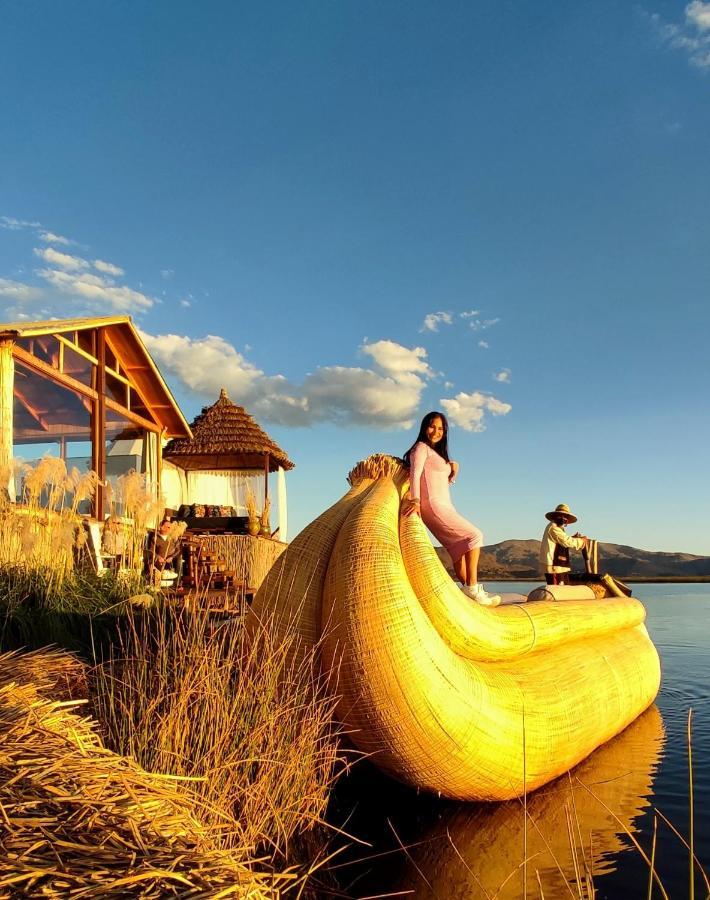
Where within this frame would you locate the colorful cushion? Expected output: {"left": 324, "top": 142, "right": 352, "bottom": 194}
{"left": 218, "top": 505, "right": 232, "bottom": 517}
{"left": 193, "top": 504, "right": 206, "bottom": 518}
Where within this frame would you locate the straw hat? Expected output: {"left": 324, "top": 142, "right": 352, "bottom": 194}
{"left": 545, "top": 503, "right": 577, "bottom": 524}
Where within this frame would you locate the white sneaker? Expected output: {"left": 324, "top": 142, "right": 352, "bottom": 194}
{"left": 463, "top": 583, "right": 501, "bottom": 607}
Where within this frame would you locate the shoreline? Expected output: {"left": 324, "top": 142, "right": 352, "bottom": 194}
{"left": 484, "top": 576, "right": 710, "bottom": 584}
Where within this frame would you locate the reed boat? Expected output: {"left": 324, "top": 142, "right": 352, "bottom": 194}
{"left": 252, "top": 455, "right": 661, "bottom": 801}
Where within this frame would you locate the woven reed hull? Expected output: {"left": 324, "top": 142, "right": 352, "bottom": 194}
{"left": 256, "top": 464, "right": 661, "bottom": 801}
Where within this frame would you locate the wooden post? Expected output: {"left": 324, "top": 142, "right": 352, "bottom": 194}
{"left": 156, "top": 427, "right": 165, "bottom": 517}
{"left": 263, "top": 452, "right": 269, "bottom": 521}
{"left": 92, "top": 328, "right": 106, "bottom": 520}
{"left": 0, "top": 338, "right": 15, "bottom": 472}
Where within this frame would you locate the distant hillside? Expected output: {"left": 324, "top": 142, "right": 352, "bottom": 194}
{"left": 434, "top": 539, "right": 710, "bottom": 581}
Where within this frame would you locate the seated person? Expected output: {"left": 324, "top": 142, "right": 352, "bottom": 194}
{"left": 540, "top": 503, "right": 589, "bottom": 585}
{"left": 147, "top": 518, "right": 184, "bottom": 582}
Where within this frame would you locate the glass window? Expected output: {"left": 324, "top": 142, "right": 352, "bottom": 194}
{"left": 17, "top": 335, "right": 61, "bottom": 369}
{"left": 105, "top": 409, "right": 148, "bottom": 515}
{"left": 62, "top": 343, "right": 94, "bottom": 387}
{"left": 77, "top": 330, "right": 96, "bottom": 357}
{"left": 106, "top": 371, "right": 128, "bottom": 407}
{"left": 12, "top": 362, "right": 94, "bottom": 512}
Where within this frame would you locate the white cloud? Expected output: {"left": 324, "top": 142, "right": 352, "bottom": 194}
{"left": 0, "top": 216, "right": 41, "bottom": 231}
{"left": 468, "top": 316, "right": 500, "bottom": 332}
{"left": 161, "top": 269, "right": 174, "bottom": 279}
{"left": 37, "top": 268, "right": 154, "bottom": 312}
{"left": 652, "top": 2, "right": 710, "bottom": 68}
{"left": 687, "top": 0, "right": 710, "bottom": 31}
{"left": 444, "top": 380, "right": 454, "bottom": 389}
{"left": 179, "top": 298, "right": 191, "bottom": 307}
{"left": 38, "top": 230, "right": 71, "bottom": 245}
{"left": 362, "top": 339, "right": 433, "bottom": 384}
{"left": 478, "top": 340, "right": 489, "bottom": 349}
{"left": 460, "top": 310, "right": 480, "bottom": 319}
{"left": 494, "top": 368, "right": 511, "bottom": 383}
{"left": 421, "top": 311, "right": 453, "bottom": 332}
{"left": 0, "top": 278, "right": 44, "bottom": 303}
{"left": 440, "top": 390, "right": 512, "bottom": 432}
{"left": 33, "top": 247, "right": 89, "bottom": 271}
{"left": 141, "top": 331, "right": 433, "bottom": 429}
{"left": 93, "top": 259, "right": 125, "bottom": 277}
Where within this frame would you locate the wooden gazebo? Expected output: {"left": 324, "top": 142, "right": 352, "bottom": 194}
{"left": 163, "top": 387, "right": 294, "bottom": 509}
{"left": 0, "top": 315, "right": 191, "bottom": 519}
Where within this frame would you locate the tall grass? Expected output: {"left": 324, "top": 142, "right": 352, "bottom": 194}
{"left": 0, "top": 457, "right": 157, "bottom": 615}
{"left": 0, "top": 648, "right": 300, "bottom": 897}
{"left": 90, "top": 601, "right": 346, "bottom": 868}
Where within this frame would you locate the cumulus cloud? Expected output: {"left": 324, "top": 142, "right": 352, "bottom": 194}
{"left": 0, "top": 278, "right": 44, "bottom": 303}
{"left": 179, "top": 298, "right": 191, "bottom": 307}
{"left": 421, "top": 311, "right": 453, "bottom": 332}
{"left": 652, "top": 1, "right": 710, "bottom": 68}
{"left": 141, "top": 331, "right": 434, "bottom": 429}
{"left": 460, "top": 310, "right": 480, "bottom": 319}
{"left": 494, "top": 368, "right": 511, "bottom": 383}
{"left": 33, "top": 247, "right": 88, "bottom": 271}
{"left": 93, "top": 259, "right": 125, "bottom": 277}
{"left": 38, "top": 230, "right": 71, "bottom": 245}
{"left": 478, "top": 340, "right": 489, "bottom": 349}
{"left": 37, "top": 268, "right": 154, "bottom": 312}
{"left": 440, "top": 390, "right": 512, "bottom": 432}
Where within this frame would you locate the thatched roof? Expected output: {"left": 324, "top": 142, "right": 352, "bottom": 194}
{"left": 163, "top": 388, "right": 294, "bottom": 472}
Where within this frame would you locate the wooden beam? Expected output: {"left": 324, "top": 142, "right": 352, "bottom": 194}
{"left": 0, "top": 339, "right": 14, "bottom": 470}
{"left": 93, "top": 329, "right": 106, "bottom": 520}
{"left": 105, "top": 398, "right": 161, "bottom": 434}
{"left": 12, "top": 345, "right": 99, "bottom": 402}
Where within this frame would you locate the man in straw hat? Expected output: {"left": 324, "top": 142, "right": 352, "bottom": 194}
{"left": 540, "top": 504, "right": 590, "bottom": 585}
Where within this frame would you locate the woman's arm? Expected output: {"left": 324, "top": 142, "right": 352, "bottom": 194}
{"left": 402, "top": 442, "right": 427, "bottom": 517}
{"left": 449, "top": 460, "right": 459, "bottom": 483}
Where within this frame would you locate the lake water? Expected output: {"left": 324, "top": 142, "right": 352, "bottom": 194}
{"left": 330, "top": 583, "right": 709, "bottom": 899}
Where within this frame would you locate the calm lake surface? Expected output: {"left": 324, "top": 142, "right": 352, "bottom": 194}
{"left": 330, "top": 583, "right": 710, "bottom": 899}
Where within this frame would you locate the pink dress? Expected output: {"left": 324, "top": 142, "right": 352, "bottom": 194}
{"left": 408, "top": 442, "right": 483, "bottom": 564}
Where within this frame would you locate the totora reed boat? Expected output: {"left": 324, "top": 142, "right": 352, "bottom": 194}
{"left": 251, "top": 455, "right": 661, "bottom": 801}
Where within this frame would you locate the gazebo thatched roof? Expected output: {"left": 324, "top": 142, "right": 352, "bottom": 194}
{"left": 163, "top": 388, "right": 294, "bottom": 472}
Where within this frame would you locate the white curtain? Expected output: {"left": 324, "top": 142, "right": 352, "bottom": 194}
{"left": 185, "top": 469, "right": 263, "bottom": 513}
{"left": 161, "top": 460, "right": 188, "bottom": 511}
{"left": 142, "top": 431, "right": 160, "bottom": 525}
{"left": 277, "top": 466, "right": 287, "bottom": 542}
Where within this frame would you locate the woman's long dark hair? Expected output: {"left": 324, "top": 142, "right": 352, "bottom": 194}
{"left": 403, "top": 411, "right": 450, "bottom": 467}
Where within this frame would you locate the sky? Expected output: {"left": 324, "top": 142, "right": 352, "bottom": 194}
{"left": 1, "top": 1, "right": 708, "bottom": 554}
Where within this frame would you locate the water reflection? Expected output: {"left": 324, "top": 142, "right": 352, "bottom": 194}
{"left": 388, "top": 705, "right": 665, "bottom": 898}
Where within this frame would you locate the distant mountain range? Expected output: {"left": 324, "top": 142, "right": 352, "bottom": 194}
{"left": 435, "top": 540, "right": 710, "bottom": 581}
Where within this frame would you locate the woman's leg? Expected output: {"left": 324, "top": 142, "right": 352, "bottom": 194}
{"left": 453, "top": 554, "right": 467, "bottom": 584}
{"left": 467, "top": 547, "right": 480, "bottom": 586}
{"left": 455, "top": 548, "right": 479, "bottom": 586}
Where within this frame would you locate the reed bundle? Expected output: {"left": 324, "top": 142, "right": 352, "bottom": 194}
{"left": 0, "top": 650, "right": 292, "bottom": 898}
{"left": 346, "top": 453, "right": 405, "bottom": 486}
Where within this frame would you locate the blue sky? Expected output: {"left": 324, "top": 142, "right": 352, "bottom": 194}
{"left": 1, "top": 1, "right": 708, "bottom": 554}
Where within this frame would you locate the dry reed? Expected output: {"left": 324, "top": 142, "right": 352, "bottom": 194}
{"left": 0, "top": 649, "right": 299, "bottom": 898}
{"left": 90, "top": 601, "right": 346, "bottom": 866}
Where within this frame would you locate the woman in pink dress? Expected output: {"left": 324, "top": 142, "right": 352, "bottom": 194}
{"left": 402, "top": 411, "right": 500, "bottom": 606}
